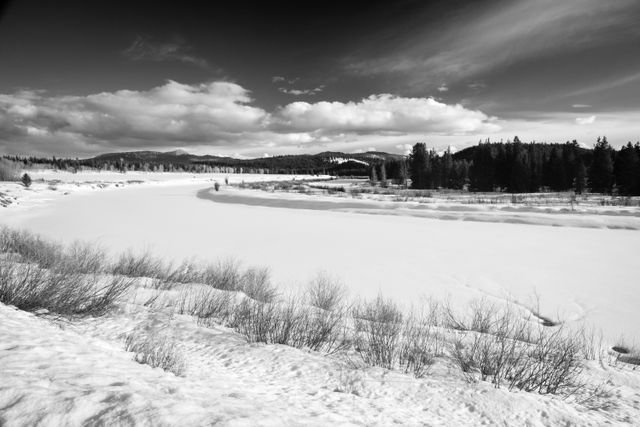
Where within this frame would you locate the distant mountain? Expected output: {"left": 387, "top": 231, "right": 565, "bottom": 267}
{"left": 88, "top": 150, "right": 405, "bottom": 175}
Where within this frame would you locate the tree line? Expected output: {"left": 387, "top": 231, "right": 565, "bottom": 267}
{"left": 4, "top": 137, "right": 640, "bottom": 194}
{"left": 400, "top": 137, "right": 640, "bottom": 196}
{"left": 368, "top": 137, "right": 640, "bottom": 195}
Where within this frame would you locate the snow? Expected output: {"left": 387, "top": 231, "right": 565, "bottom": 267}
{"left": 1, "top": 170, "right": 640, "bottom": 424}
{"left": 328, "top": 157, "right": 369, "bottom": 166}
{"left": 1, "top": 173, "right": 638, "bottom": 343}
{"left": 2, "top": 288, "right": 639, "bottom": 426}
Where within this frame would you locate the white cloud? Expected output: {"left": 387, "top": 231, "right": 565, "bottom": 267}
{"left": 571, "top": 104, "right": 591, "bottom": 108}
{"left": 395, "top": 143, "right": 413, "bottom": 154}
{"left": 437, "top": 84, "right": 449, "bottom": 92}
{"left": 272, "top": 76, "right": 286, "bottom": 83}
{"left": 275, "top": 94, "right": 500, "bottom": 134}
{"left": 0, "top": 80, "right": 504, "bottom": 156}
{"left": 0, "top": 81, "right": 268, "bottom": 154}
{"left": 278, "top": 85, "right": 325, "bottom": 96}
{"left": 575, "top": 115, "right": 596, "bottom": 125}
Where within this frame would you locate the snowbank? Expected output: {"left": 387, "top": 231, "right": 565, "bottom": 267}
{"left": 2, "top": 293, "right": 638, "bottom": 426}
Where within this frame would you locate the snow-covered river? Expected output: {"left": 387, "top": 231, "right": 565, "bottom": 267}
{"left": 2, "top": 179, "right": 639, "bottom": 342}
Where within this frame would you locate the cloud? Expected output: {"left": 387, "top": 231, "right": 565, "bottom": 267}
{"left": 575, "top": 115, "right": 596, "bottom": 125}
{"left": 395, "top": 143, "right": 413, "bottom": 154}
{"left": 272, "top": 76, "right": 299, "bottom": 84}
{"left": 123, "top": 35, "right": 214, "bottom": 71}
{"left": 437, "top": 84, "right": 448, "bottom": 93}
{"left": 275, "top": 94, "right": 500, "bottom": 135}
{"left": 346, "top": 0, "right": 639, "bottom": 90}
{"left": 0, "top": 81, "right": 268, "bottom": 154}
{"left": 563, "top": 71, "right": 640, "bottom": 98}
{"left": 0, "top": 80, "right": 503, "bottom": 156}
{"left": 572, "top": 104, "right": 591, "bottom": 108}
{"left": 278, "top": 85, "right": 325, "bottom": 96}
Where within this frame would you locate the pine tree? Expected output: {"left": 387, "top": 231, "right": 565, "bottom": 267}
{"left": 574, "top": 158, "right": 587, "bottom": 194}
{"left": 21, "top": 173, "right": 31, "bottom": 188}
{"left": 614, "top": 142, "right": 640, "bottom": 196}
{"left": 588, "top": 137, "right": 614, "bottom": 193}
{"left": 410, "top": 143, "right": 429, "bottom": 189}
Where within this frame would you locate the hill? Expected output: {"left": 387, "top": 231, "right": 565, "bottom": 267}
{"left": 89, "top": 150, "right": 405, "bottom": 175}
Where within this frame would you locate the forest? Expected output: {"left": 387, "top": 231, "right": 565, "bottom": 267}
{"left": 370, "top": 137, "right": 640, "bottom": 195}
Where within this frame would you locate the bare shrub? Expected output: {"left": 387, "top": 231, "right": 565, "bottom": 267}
{"left": 111, "top": 250, "right": 166, "bottom": 279}
{"left": 296, "top": 301, "right": 349, "bottom": 353}
{"left": 0, "top": 227, "right": 62, "bottom": 268}
{"left": 0, "top": 260, "right": 133, "bottom": 316}
{"left": 447, "top": 300, "right": 586, "bottom": 396}
{"left": 352, "top": 295, "right": 403, "bottom": 369}
{"left": 230, "top": 295, "right": 303, "bottom": 345}
{"left": 443, "top": 298, "right": 497, "bottom": 333}
{"left": 0, "top": 158, "right": 20, "bottom": 181}
{"left": 240, "top": 267, "right": 278, "bottom": 303}
{"left": 306, "top": 271, "right": 346, "bottom": 311}
{"left": 164, "top": 259, "right": 201, "bottom": 284}
{"left": 223, "top": 292, "right": 348, "bottom": 353}
{"left": 59, "top": 241, "right": 108, "bottom": 274}
{"left": 577, "top": 325, "right": 604, "bottom": 361}
{"left": 178, "top": 286, "right": 236, "bottom": 323}
{"left": 400, "top": 309, "right": 439, "bottom": 378}
{"left": 507, "top": 328, "right": 585, "bottom": 395}
{"left": 124, "top": 332, "right": 186, "bottom": 376}
{"left": 200, "top": 258, "right": 242, "bottom": 290}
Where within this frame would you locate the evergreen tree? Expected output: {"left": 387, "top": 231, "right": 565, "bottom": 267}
{"left": 441, "top": 147, "right": 453, "bottom": 188}
{"left": 549, "top": 147, "right": 567, "bottom": 191}
{"left": 588, "top": 137, "right": 614, "bottom": 193}
{"left": 21, "top": 172, "right": 32, "bottom": 187}
{"left": 507, "top": 142, "right": 530, "bottom": 193}
{"left": 574, "top": 158, "right": 587, "bottom": 194}
{"left": 409, "top": 143, "right": 429, "bottom": 189}
{"left": 614, "top": 142, "right": 640, "bottom": 196}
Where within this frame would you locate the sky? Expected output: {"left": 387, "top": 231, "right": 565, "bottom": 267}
{"left": 0, "top": 0, "right": 639, "bottom": 158}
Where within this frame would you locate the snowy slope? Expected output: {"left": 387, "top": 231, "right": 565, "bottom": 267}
{"left": 2, "top": 294, "right": 638, "bottom": 426}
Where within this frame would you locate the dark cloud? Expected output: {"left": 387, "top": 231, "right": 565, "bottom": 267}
{"left": 123, "top": 35, "right": 215, "bottom": 71}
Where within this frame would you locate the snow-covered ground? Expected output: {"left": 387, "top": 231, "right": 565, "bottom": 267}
{"left": 1, "top": 170, "right": 640, "bottom": 425}
{"left": 2, "top": 283, "right": 639, "bottom": 426}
